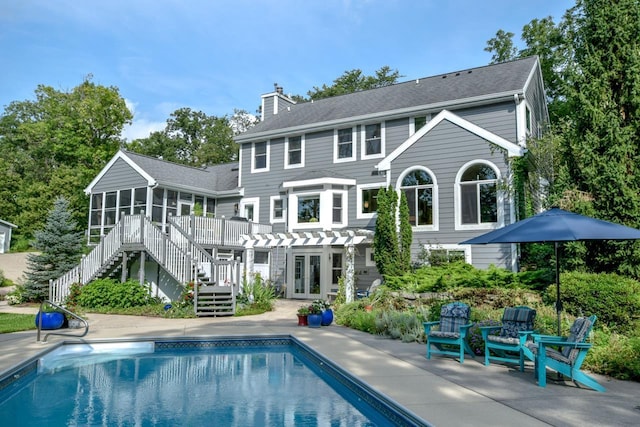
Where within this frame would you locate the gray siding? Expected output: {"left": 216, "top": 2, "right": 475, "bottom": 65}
{"left": 93, "top": 158, "right": 148, "bottom": 192}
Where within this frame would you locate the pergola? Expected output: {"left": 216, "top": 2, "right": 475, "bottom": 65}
{"left": 240, "top": 230, "right": 374, "bottom": 302}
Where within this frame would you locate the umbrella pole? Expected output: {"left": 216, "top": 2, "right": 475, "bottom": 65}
{"left": 555, "top": 242, "right": 561, "bottom": 336}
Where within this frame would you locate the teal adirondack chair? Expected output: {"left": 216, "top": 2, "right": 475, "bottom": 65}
{"left": 523, "top": 315, "right": 605, "bottom": 392}
{"left": 423, "top": 302, "right": 474, "bottom": 363}
{"left": 480, "top": 306, "right": 536, "bottom": 371}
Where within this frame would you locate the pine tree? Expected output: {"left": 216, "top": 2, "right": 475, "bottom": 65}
{"left": 561, "top": 0, "right": 640, "bottom": 275}
{"left": 24, "top": 197, "right": 84, "bottom": 301}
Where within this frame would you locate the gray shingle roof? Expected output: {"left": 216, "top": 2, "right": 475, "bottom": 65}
{"left": 123, "top": 150, "right": 239, "bottom": 194}
{"left": 239, "top": 56, "right": 538, "bottom": 138}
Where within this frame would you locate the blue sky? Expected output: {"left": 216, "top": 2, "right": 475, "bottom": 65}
{"left": 1, "top": 0, "right": 574, "bottom": 140}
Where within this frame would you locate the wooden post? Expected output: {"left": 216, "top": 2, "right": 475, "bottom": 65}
{"left": 139, "top": 251, "right": 146, "bottom": 286}
{"left": 121, "top": 251, "right": 128, "bottom": 283}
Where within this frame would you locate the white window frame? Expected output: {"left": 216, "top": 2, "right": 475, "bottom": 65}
{"left": 356, "top": 182, "right": 385, "bottom": 220}
{"left": 240, "top": 197, "right": 260, "bottom": 222}
{"left": 333, "top": 127, "right": 356, "bottom": 163}
{"left": 365, "top": 247, "right": 376, "bottom": 267}
{"left": 270, "top": 195, "right": 286, "bottom": 223}
{"left": 454, "top": 160, "right": 503, "bottom": 231}
{"left": 409, "top": 114, "right": 431, "bottom": 135}
{"left": 288, "top": 189, "right": 348, "bottom": 231}
{"left": 423, "top": 244, "right": 472, "bottom": 264}
{"left": 396, "top": 166, "right": 439, "bottom": 231}
{"left": 284, "top": 135, "right": 305, "bottom": 169}
{"left": 361, "top": 122, "right": 385, "bottom": 160}
{"left": 251, "top": 141, "right": 270, "bottom": 173}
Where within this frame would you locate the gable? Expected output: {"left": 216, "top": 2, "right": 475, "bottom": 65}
{"left": 85, "top": 151, "right": 155, "bottom": 194}
{"left": 376, "top": 110, "right": 524, "bottom": 172}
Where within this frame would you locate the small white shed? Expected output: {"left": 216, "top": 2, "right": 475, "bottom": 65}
{"left": 0, "top": 219, "right": 17, "bottom": 253}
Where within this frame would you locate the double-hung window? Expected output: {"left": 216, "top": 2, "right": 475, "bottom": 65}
{"left": 285, "top": 135, "right": 304, "bottom": 168}
{"left": 362, "top": 123, "right": 384, "bottom": 159}
{"left": 334, "top": 127, "right": 355, "bottom": 162}
{"left": 252, "top": 141, "right": 269, "bottom": 172}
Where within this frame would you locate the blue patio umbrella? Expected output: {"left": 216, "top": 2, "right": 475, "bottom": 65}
{"left": 460, "top": 207, "right": 640, "bottom": 334}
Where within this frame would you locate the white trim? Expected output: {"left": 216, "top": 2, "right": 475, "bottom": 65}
{"left": 270, "top": 195, "right": 286, "bottom": 223}
{"left": 424, "top": 243, "right": 472, "bottom": 264}
{"left": 251, "top": 141, "right": 270, "bottom": 173}
{"left": 396, "top": 166, "right": 439, "bottom": 231}
{"left": 84, "top": 150, "right": 156, "bottom": 194}
{"left": 238, "top": 148, "right": 243, "bottom": 187}
{"left": 240, "top": 197, "right": 260, "bottom": 222}
{"left": 282, "top": 176, "right": 356, "bottom": 189}
{"left": 360, "top": 122, "right": 385, "bottom": 160}
{"left": 376, "top": 109, "right": 524, "bottom": 171}
{"left": 288, "top": 189, "right": 348, "bottom": 232}
{"left": 356, "top": 182, "right": 386, "bottom": 220}
{"left": 454, "top": 160, "right": 504, "bottom": 231}
{"left": 333, "top": 127, "right": 356, "bottom": 163}
{"left": 365, "top": 247, "right": 376, "bottom": 267}
{"left": 284, "top": 135, "right": 305, "bottom": 169}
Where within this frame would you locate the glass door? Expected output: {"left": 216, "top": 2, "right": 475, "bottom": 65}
{"left": 293, "top": 253, "right": 322, "bottom": 299}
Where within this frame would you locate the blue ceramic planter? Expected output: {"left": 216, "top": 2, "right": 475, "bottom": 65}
{"left": 307, "top": 313, "right": 322, "bottom": 328}
{"left": 321, "top": 309, "right": 333, "bottom": 326}
{"left": 35, "top": 311, "right": 65, "bottom": 330}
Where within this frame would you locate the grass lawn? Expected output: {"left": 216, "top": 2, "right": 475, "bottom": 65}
{"left": 0, "top": 312, "right": 36, "bottom": 333}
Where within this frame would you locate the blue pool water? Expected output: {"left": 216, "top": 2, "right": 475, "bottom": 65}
{"left": 0, "top": 337, "right": 427, "bottom": 426}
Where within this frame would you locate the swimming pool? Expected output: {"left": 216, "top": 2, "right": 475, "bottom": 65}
{"left": 0, "top": 336, "right": 429, "bottom": 426}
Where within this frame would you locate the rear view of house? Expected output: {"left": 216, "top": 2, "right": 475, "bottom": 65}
{"left": 52, "top": 56, "right": 548, "bottom": 309}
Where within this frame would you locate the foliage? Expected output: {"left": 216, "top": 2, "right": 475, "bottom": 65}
{"left": 0, "top": 313, "right": 36, "bottom": 333}
{"left": 384, "top": 262, "right": 545, "bottom": 293}
{"left": 334, "top": 302, "right": 377, "bottom": 333}
{"left": 297, "top": 305, "right": 310, "bottom": 316}
{"left": 334, "top": 275, "right": 347, "bottom": 307}
{"left": 75, "top": 278, "right": 155, "bottom": 309}
{"left": 398, "top": 191, "right": 412, "bottom": 273}
{"left": 295, "top": 66, "right": 402, "bottom": 102}
{"left": 127, "top": 107, "right": 238, "bottom": 167}
{"left": 5, "top": 284, "right": 27, "bottom": 305}
{"left": 467, "top": 319, "right": 502, "bottom": 356}
{"left": 585, "top": 327, "right": 640, "bottom": 381}
{"left": 64, "top": 283, "right": 83, "bottom": 311}
{"left": 374, "top": 309, "right": 427, "bottom": 343}
{"left": 236, "top": 274, "right": 275, "bottom": 314}
{"left": 543, "top": 271, "right": 640, "bottom": 334}
{"left": 307, "top": 299, "right": 328, "bottom": 315}
{"left": 0, "top": 77, "right": 132, "bottom": 247}
{"left": 373, "top": 186, "right": 411, "bottom": 277}
{"left": 23, "top": 197, "right": 84, "bottom": 301}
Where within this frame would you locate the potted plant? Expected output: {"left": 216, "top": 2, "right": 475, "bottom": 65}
{"left": 317, "top": 299, "right": 334, "bottom": 326}
{"left": 297, "top": 306, "right": 309, "bottom": 326}
{"left": 307, "top": 300, "right": 324, "bottom": 328}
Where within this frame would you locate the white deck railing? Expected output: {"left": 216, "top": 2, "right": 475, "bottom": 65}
{"left": 49, "top": 214, "right": 259, "bottom": 303}
{"left": 171, "top": 216, "right": 272, "bottom": 246}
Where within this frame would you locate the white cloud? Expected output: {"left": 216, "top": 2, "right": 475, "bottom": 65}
{"left": 122, "top": 118, "right": 165, "bottom": 142}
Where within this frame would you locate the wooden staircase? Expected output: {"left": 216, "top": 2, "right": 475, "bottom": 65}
{"left": 50, "top": 214, "right": 242, "bottom": 317}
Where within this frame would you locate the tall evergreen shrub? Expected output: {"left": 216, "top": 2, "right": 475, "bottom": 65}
{"left": 24, "top": 197, "right": 84, "bottom": 301}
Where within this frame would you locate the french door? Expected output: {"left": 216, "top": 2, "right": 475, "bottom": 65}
{"left": 293, "top": 253, "right": 322, "bottom": 299}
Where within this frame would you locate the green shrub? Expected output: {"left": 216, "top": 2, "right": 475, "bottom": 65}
{"left": 585, "top": 327, "right": 640, "bottom": 380}
{"left": 544, "top": 272, "right": 640, "bottom": 333}
{"left": 374, "top": 310, "right": 426, "bottom": 343}
{"left": 76, "top": 279, "right": 154, "bottom": 309}
{"left": 335, "top": 301, "right": 377, "bottom": 333}
{"left": 237, "top": 274, "right": 275, "bottom": 313}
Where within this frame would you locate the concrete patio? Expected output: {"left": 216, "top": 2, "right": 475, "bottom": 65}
{"left": 1, "top": 299, "right": 638, "bottom": 426}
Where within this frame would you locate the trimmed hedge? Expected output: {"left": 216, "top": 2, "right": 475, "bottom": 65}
{"left": 75, "top": 279, "right": 155, "bottom": 309}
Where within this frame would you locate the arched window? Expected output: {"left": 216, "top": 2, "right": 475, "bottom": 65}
{"left": 400, "top": 168, "right": 435, "bottom": 227}
{"left": 459, "top": 163, "right": 498, "bottom": 226}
